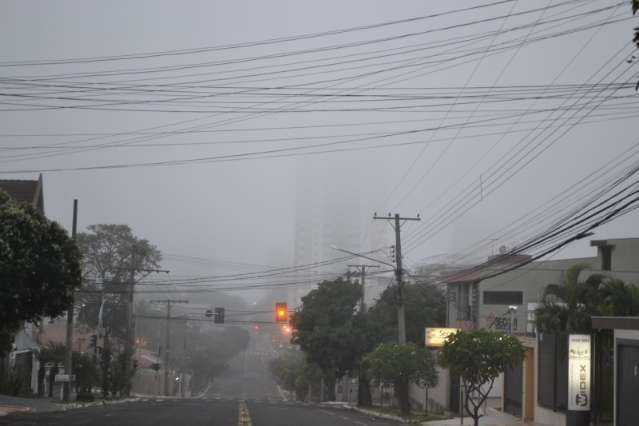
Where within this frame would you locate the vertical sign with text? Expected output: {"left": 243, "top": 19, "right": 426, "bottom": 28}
{"left": 568, "top": 334, "right": 591, "bottom": 411}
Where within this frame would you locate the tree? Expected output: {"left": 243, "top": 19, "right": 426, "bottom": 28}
{"left": 368, "top": 281, "right": 446, "bottom": 344}
{"left": 291, "top": 278, "right": 375, "bottom": 401}
{"left": 365, "top": 343, "right": 438, "bottom": 416}
{"left": 75, "top": 224, "right": 161, "bottom": 396}
{"left": 535, "top": 264, "right": 606, "bottom": 333}
{"left": 269, "top": 349, "right": 322, "bottom": 401}
{"left": 186, "top": 326, "right": 249, "bottom": 393}
{"left": 598, "top": 278, "right": 639, "bottom": 316}
{"left": 439, "top": 330, "right": 525, "bottom": 426}
{"left": 0, "top": 190, "right": 81, "bottom": 356}
{"left": 38, "top": 343, "right": 98, "bottom": 400}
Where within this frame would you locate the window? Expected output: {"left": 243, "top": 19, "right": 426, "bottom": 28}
{"left": 483, "top": 291, "right": 523, "bottom": 305}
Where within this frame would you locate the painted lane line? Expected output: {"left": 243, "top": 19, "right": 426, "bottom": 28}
{"left": 238, "top": 400, "right": 253, "bottom": 426}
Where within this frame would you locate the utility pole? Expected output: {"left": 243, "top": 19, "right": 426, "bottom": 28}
{"left": 151, "top": 299, "right": 188, "bottom": 396}
{"left": 63, "top": 199, "right": 78, "bottom": 402}
{"left": 347, "top": 264, "right": 380, "bottom": 312}
{"left": 122, "top": 254, "right": 169, "bottom": 397}
{"left": 373, "top": 213, "right": 420, "bottom": 344}
{"left": 124, "top": 244, "right": 136, "bottom": 397}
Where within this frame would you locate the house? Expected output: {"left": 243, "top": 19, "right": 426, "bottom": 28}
{"left": 440, "top": 238, "right": 639, "bottom": 426}
{"left": 0, "top": 175, "right": 46, "bottom": 395}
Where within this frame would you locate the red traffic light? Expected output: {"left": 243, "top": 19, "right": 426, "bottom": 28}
{"left": 275, "top": 302, "right": 288, "bottom": 322}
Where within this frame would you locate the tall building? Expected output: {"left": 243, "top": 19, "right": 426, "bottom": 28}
{"left": 291, "top": 157, "right": 389, "bottom": 307}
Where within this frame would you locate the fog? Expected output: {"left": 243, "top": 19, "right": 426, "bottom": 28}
{"left": 2, "top": 0, "right": 638, "bottom": 306}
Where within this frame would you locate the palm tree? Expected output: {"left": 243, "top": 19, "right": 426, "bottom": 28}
{"left": 535, "top": 264, "right": 606, "bottom": 333}
{"left": 599, "top": 278, "right": 639, "bottom": 316}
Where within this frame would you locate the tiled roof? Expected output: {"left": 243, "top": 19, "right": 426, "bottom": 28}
{"left": 0, "top": 175, "right": 44, "bottom": 214}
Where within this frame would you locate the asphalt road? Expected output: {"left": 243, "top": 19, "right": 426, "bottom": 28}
{"left": 206, "top": 331, "right": 283, "bottom": 402}
{"left": 0, "top": 398, "right": 401, "bottom": 426}
{"left": 0, "top": 332, "right": 401, "bottom": 425}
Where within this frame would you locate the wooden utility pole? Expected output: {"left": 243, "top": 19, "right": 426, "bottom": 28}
{"left": 373, "top": 213, "right": 420, "bottom": 344}
{"left": 63, "top": 199, "right": 78, "bottom": 402}
{"left": 151, "top": 299, "right": 188, "bottom": 396}
{"left": 347, "top": 264, "right": 380, "bottom": 312}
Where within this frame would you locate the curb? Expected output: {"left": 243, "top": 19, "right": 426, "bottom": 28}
{"left": 351, "top": 406, "right": 410, "bottom": 423}
{"left": 319, "top": 402, "right": 410, "bottom": 423}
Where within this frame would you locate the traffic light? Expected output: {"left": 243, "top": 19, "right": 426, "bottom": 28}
{"left": 275, "top": 302, "right": 288, "bottom": 323}
{"left": 214, "top": 307, "right": 225, "bottom": 324}
{"left": 89, "top": 334, "right": 97, "bottom": 348}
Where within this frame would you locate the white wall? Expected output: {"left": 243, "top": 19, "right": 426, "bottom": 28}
{"left": 408, "top": 365, "right": 450, "bottom": 413}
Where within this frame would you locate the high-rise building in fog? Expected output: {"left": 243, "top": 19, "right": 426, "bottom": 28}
{"left": 290, "top": 157, "right": 389, "bottom": 307}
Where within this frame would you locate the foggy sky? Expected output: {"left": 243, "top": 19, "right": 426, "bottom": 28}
{"left": 1, "top": 0, "right": 637, "bottom": 294}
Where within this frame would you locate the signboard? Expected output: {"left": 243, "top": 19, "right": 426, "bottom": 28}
{"left": 425, "top": 327, "right": 459, "bottom": 348}
{"left": 568, "top": 334, "right": 591, "bottom": 411}
{"left": 54, "top": 374, "right": 76, "bottom": 383}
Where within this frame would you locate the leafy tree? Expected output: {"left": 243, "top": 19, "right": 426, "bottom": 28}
{"left": 535, "top": 264, "right": 606, "bottom": 333}
{"left": 186, "top": 327, "right": 249, "bottom": 393}
{"left": 440, "top": 330, "right": 525, "bottom": 426}
{"left": 75, "top": 224, "right": 161, "bottom": 397}
{"left": 291, "top": 278, "right": 375, "bottom": 401}
{"left": 598, "top": 278, "right": 639, "bottom": 316}
{"left": 76, "top": 224, "right": 161, "bottom": 337}
{"left": 368, "top": 281, "right": 446, "bottom": 344}
{"left": 38, "top": 343, "right": 98, "bottom": 400}
{"left": 73, "top": 352, "right": 99, "bottom": 400}
{"left": 269, "top": 349, "right": 322, "bottom": 401}
{"left": 365, "top": 343, "right": 438, "bottom": 416}
{"left": 0, "top": 190, "right": 81, "bottom": 356}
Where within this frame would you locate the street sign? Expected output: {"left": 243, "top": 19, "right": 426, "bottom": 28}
{"left": 568, "top": 334, "right": 591, "bottom": 411}
{"left": 425, "top": 327, "right": 459, "bottom": 348}
{"left": 54, "top": 374, "right": 75, "bottom": 383}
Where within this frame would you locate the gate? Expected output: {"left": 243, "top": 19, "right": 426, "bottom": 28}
{"left": 504, "top": 362, "right": 522, "bottom": 417}
{"left": 617, "top": 344, "right": 639, "bottom": 426}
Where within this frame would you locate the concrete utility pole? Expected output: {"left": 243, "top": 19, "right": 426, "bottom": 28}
{"left": 151, "top": 299, "right": 188, "bottom": 396}
{"left": 347, "top": 264, "right": 380, "bottom": 312}
{"left": 63, "top": 199, "right": 78, "bottom": 402}
{"left": 123, "top": 253, "right": 169, "bottom": 397}
{"left": 123, "top": 244, "right": 136, "bottom": 396}
{"left": 373, "top": 213, "right": 420, "bottom": 345}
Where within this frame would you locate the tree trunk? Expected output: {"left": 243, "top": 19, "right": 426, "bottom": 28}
{"left": 357, "top": 369, "right": 372, "bottom": 407}
{"left": 394, "top": 377, "right": 410, "bottom": 417}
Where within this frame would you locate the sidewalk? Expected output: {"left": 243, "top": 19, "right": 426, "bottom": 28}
{"left": 0, "top": 394, "right": 145, "bottom": 416}
{"left": 423, "top": 412, "right": 546, "bottom": 426}
{"left": 0, "top": 394, "right": 60, "bottom": 416}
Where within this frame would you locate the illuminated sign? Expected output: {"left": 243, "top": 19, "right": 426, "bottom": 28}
{"left": 568, "top": 334, "right": 591, "bottom": 411}
{"left": 425, "top": 327, "right": 459, "bottom": 348}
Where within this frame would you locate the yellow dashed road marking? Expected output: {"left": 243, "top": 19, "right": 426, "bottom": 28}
{"left": 238, "top": 400, "right": 252, "bottom": 426}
